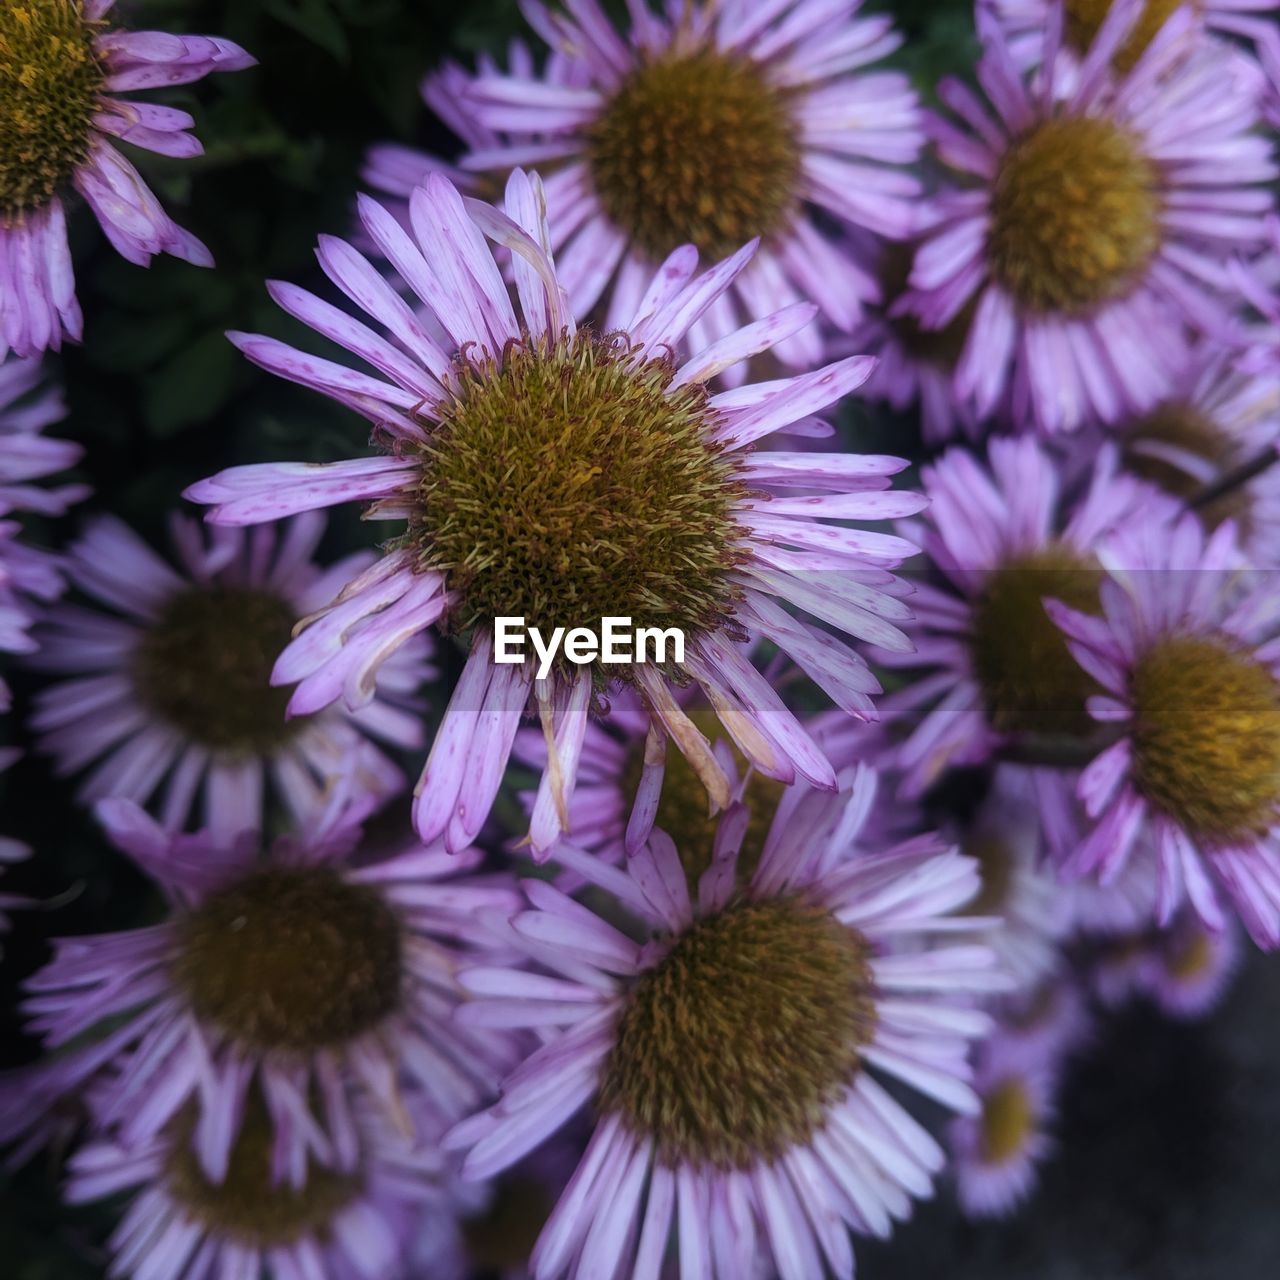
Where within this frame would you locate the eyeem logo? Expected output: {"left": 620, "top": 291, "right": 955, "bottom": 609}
{"left": 494, "top": 616, "right": 686, "bottom": 680}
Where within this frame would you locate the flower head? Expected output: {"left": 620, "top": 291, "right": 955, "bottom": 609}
{"left": 911, "top": 0, "right": 1275, "bottom": 433}
{"left": 949, "top": 1032, "right": 1058, "bottom": 1219}
{"left": 0, "top": 0, "right": 255, "bottom": 358}
{"left": 0, "top": 798, "right": 518, "bottom": 1181}
{"left": 64, "top": 1089, "right": 450, "bottom": 1280}
{"left": 445, "top": 767, "right": 1006, "bottom": 1279}
{"left": 882, "top": 434, "right": 1154, "bottom": 796}
{"left": 1049, "top": 511, "right": 1280, "bottom": 948}
{"left": 29, "top": 512, "right": 432, "bottom": 838}
{"left": 365, "top": 0, "right": 922, "bottom": 371}
{"left": 187, "top": 170, "right": 922, "bottom": 856}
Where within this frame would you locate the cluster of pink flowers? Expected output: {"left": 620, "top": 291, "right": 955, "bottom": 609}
{"left": 2, "top": 1, "right": 1279, "bottom": 1277}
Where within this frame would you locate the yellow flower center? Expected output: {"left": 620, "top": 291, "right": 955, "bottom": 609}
{"left": 586, "top": 47, "right": 801, "bottom": 263}
{"left": 1131, "top": 635, "right": 1280, "bottom": 842}
{"left": 166, "top": 1095, "right": 360, "bottom": 1246}
{"left": 1064, "top": 0, "right": 1187, "bottom": 73}
{"left": 969, "top": 544, "right": 1102, "bottom": 736}
{"left": 0, "top": 0, "right": 104, "bottom": 219}
{"left": 174, "top": 868, "right": 405, "bottom": 1051}
{"left": 979, "top": 1078, "right": 1036, "bottom": 1164}
{"left": 133, "top": 587, "right": 307, "bottom": 755}
{"left": 598, "top": 896, "right": 876, "bottom": 1168}
{"left": 411, "top": 332, "right": 746, "bottom": 672}
{"left": 619, "top": 708, "right": 785, "bottom": 886}
{"left": 989, "top": 117, "right": 1161, "bottom": 315}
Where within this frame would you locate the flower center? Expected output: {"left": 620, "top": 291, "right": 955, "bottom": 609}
{"left": 965, "top": 834, "right": 1017, "bottom": 916}
{"left": 132, "top": 587, "right": 305, "bottom": 755}
{"left": 1130, "top": 635, "right": 1280, "bottom": 842}
{"left": 969, "top": 545, "right": 1101, "bottom": 736}
{"left": 166, "top": 1096, "right": 360, "bottom": 1246}
{"left": 174, "top": 867, "right": 405, "bottom": 1051}
{"left": 598, "top": 896, "right": 876, "bottom": 1169}
{"left": 1163, "top": 924, "right": 1214, "bottom": 981}
{"left": 585, "top": 47, "right": 801, "bottom": 263}
{"left": 979, "top": 1078, "right": 1036, "bottom": 1164}
{"left": 1122, "top": 401, "right": 1250, "bottom": 534}
{"left": 989, "top": 117, "right": 1161, "bottom": 315}
{"left": 1064, "top": 0, "right": 1186, "bottom": 72}
{"left": 0, "top": 1, "right": 104, "bottom": 220}
{"left": 411, "top": 332, "right": 746, "bottom": 666}
{"left": 619, "top": 709, "right": 784, "bottom": 885}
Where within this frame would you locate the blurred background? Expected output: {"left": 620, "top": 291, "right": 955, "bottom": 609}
{"left": 0, "top": 2, "right": 1276, "bottom": 1275}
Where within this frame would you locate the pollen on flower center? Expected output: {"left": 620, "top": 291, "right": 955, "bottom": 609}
{"left": 1122, "top": 401, "right": 1250, "bottom": 534}
{"left": 174, "top": 867, "right": 405, "bottom": 1051}
{"left": 979, "top": 1079, "right": 1035, "bottom": 1163}
{"left": 411, "top": 332, "right": 747, "bottom": 664}
{"left": 132, "top": 587, "right": 304, "bottom": 754}
{"left": 0, "top": 0, "right": 104, "bottom": 219}
{"left": 585, "top": 47, "right": 801, "bottom": 263}
{"left": 166, "top": 1097, "right": 361, "bottom": 1246}
{"left": 598, "top": 896, "right": 876, "bottom": 1169}
{"left": 1130, "top": 635, "right": 1280, "bottom": 841}
{"left": 969, "top": 545, "right": 1101, "bottom": 736}
{"left": 619, "top": 709, "right": 785, "bottom": 885}
{"left": 1065, "top": 0, "right": 1186, "bottom": 72}
{"left": 989, "top": 117, "right": 1161, "bottom": 315}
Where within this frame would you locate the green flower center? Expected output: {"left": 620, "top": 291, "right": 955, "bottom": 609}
{"left": 0, "top": 1, "right": 104, "bottom": 219}
{"left": 598, "top": 896, "right": 876, "bottom": 1169}
{"left": 586, "top": 47, "right": 801, "bottom": 263}
{"left": 1163, "top": 924, "right": 1214, "bottom": 981}
{"left": 1064, "top": 0, "right": 1186, "bottom": 73}
{"left": 1131, "top": 635, "right": 1280, "bottom": 842}
{"left": 619, "top": 709, "right": 785, "bottom": 886}
{"left": 410, "top": 332, "right": 746, "bottom": 669}
{"left": 133, "top": 587, "right": 305, "bottom": 755}
{"left": 1122, "top": 401, "right": 1251, "bottom": 534}
{"left": 174, "top": 868, "right": 405, "bottom": 1051}
{"left": 166, "top": 1096, "right": 361, "bottom": 1246}
{"left": 969, "top": 545, "right": 1102, "bottom": 736}
{"left": 989, "top": 116, "right": 1161, "bottom": 315}
{"left": 979, "top": 1078, "right": 1036, "bottom": 1164}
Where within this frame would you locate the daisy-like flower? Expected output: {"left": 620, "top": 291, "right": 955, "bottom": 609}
{"left": 911, "top": 0, "right": 1275, "bottom": 434}
{"left": 0, "top": 354, "right": 86, "bottom": 672}
{"left": 0, "top": 0, "right": 255, "bottom": 359}
{"left": 1048, "top": 511, "right": 1280, "bottom": 948}
{"left": 882, "top": 434, "right": 1154, "bottom": 798}
{"left": 64, "top": 1088, "right": 451, "bottom": 1280}
{"left": 29, "top": 512, "right": 432, "bottom": 838}
{"left": 2, "top": 798, "right": 518, "bottom": 1182}
{"left": 1089, "top": 910, "right": 1241, "bottom": 1016}
{"left": 987, "top": 0, "right": 1280, "bottom": 93}
{"left": 186, "top": 170, "right": 923, "bottom": 856}
{"left": 369, "top": 0, "right": 921, "bottom": 370}
{"left": 1114, "top": 341, "right": 1280, "bottom": 563}
{"left": 445, "top": 766, "right": 1007, "bottom": 1280}
{"left": 948, "top": 1032, "right": 1057, "bottom": 1219}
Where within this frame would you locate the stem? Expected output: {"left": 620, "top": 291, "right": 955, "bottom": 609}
{"left": 1188, "top": 445, "right": 1280, "bottom": 514}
